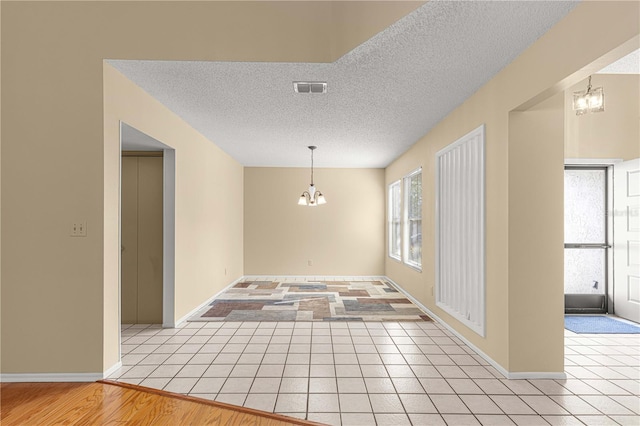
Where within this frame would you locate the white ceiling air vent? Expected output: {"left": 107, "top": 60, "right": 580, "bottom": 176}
{"left": 293, "top": 81, "right": 327, "bottom": 94}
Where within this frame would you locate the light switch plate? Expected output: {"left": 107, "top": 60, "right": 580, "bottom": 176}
{"left": 71, "top": 221, "right": 87, "bottom": 237}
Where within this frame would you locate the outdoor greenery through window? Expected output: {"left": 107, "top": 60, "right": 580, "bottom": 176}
{"left": 404, "top": 168, "right": 422, "bottom": 269}
{"left": 388, "top": 181, "right": 401, "bottom": 260}
{"left": 387, "top": 168, "right": 422, "bottom": 270}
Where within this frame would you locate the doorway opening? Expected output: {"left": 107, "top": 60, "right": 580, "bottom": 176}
{"left": 563, "top": 165, "right": 612, "bottom": 314}
{"left": 119, "top": 122, "right": 176, "bottom": 343}
{"left": 563, "top": 159, "right": 640, "bottom": 324}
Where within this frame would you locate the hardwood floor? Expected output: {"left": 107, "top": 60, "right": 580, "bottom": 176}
{"left": 1, "top": 380, "right": 322, "bottom": 425}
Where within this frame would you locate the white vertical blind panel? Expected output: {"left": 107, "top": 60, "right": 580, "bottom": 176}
{"left": 436, "top": 125, "right": 485, "bottom": 336}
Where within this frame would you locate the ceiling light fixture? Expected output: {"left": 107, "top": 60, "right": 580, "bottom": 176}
{"left": 572, "top": 76, "right": 604, "bottom": 116}
{"left": 298, "top": 146, "right": 326, "bottom": 207}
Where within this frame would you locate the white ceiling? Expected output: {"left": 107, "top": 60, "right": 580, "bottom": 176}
{"left": 111, "top": 1, "right": 577, "bottom": 168}
{"left": 598, "top": 49, "right": 640, "bottom": 74}
{"left": 121, "top": 123, "right": 169, "bottom": 151}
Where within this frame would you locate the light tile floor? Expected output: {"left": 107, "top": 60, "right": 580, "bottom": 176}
{"left": 111, "top": 317, "right": 639, "bottom": 425}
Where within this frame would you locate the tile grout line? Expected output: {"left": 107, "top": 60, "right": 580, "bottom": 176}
{"left": 113, "top": 278, "right": 640, "bottom": 425}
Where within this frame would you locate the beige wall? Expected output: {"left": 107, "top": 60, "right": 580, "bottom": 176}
{"left": 508, "top": 94, "right": 565, "bottom": 373}
{"left": 385, "top": 2, "right": 638, "bottom": 373}
{"left": 244, "top": 167, "right": 385, "bottom": 276}
{"left": 330, "top": 1, "right": 423, "bottom": 59}
{"left": 2, "top": 0, "right": 639, "bottom": 377}
{"left": 105, "top": 65, "right": 244, "bottom": 369}
{"left": 565, "top": 74, "right": 640, "bottom": 160}
{"left": 0, "top": 0, "right": 3, "bottom": 371}
{"left": 1, "top": 1, "right": 422, "bottom": 375}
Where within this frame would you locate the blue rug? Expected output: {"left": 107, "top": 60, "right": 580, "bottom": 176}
{"left": 565, "top": 315, "right": 640, "bottom": 334}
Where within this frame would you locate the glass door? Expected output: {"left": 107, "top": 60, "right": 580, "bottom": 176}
{"left": 564, "top": 167, "right": 610, "bottom": 313}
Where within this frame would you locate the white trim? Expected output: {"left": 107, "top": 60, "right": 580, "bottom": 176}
{"left": 507, "top": 371, "right": 568, "bottom": 380}
{"left": 565, "top": 158, "right": 623, "bottom": 166}
{"left": 385, "top": 276, "right": 567, "bottom": 380}
{"left": 118, "top": 123, "right": 123, "bottom": 363}
{"left": 0, "top": 373, "right": 103, "bottom": 383}
{"left": 163, "top": 149, "right": 176, "bottom": 328}
{"left": 242, "top": 275, "right": 387, "bottom": 281}
{"left": 103, "top": 361, "right": 123, "bottom": 379}
{"left": 388, "top": 180, "right": 402, "bottom": 261}
{"left": 174, "top": 276, "right": 246, "bottom": 327}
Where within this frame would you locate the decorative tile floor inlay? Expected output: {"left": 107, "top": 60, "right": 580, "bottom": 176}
{"left": 188, "top": 278, "right": 432, "bottom": 322}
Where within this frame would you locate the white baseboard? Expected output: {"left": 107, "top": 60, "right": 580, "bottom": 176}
{"left": 0, "top": 372, "right": 103, "bottom": 382}
{"left": 0, "top": 361, "right": 123, "bottom": 382}
{"left": 103, "top": 361, "right": 123, "bottom": 379}
{"left": 243, "top": 275, "right": 386, "bottom": 281}
{"left": 174, "top": 276, "right": 245, "bottom": 327}
{"left": 384, "top": 276, "right": 567, "bottom": 381}
{"left": 507, "top": 371, "right": 567, "bottom": 380}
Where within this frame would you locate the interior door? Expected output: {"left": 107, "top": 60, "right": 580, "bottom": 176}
{"left": 136, "top": 157, "right": 164, "bottom": 323}
{"left": 613, "top": 158, "right": 640, "bottom": 323}
{"left": 564, "top": 167, "right": 609, "bottom": 313}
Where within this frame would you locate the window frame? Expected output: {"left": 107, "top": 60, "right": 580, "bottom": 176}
{"left": 388, "top": 180, "right": 402, "bottom": 261}
{"left": 403, "top": 167, "right": 423, "bottom": 271}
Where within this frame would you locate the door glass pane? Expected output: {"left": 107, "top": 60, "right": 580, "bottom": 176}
{"left": 564, "top": 248, "right": 605, "bottom": 295}
{"left": 564, "top": 169, "right": 606, "bottom": 243}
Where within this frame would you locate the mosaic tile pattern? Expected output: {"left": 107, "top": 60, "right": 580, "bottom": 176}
{"left": 188, "top": 279, "right": 432, "bottom": 322}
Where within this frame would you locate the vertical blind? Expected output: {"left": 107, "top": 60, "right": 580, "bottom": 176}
{"left": 435, "top": 125, "right": 486, "bottom": 336}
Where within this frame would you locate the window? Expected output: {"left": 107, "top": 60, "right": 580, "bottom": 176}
{"left": 388, "top": 169, "right": 422, "bottom": 270}
{"left": 403, "top": 169, "right": 422, "bottom": 269}
{"left": 388, "top": 181, "right": 401, "bottom": 260}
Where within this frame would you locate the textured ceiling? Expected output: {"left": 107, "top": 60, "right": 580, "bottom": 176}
{"left": 111, "top": 1, "right": 577, "bottom": 168}
{"left": 598, "top": 49, "right": 640, "bottom": 74}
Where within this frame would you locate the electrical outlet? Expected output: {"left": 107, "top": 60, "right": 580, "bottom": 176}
{"left": 430, "top": 286, "right": 434, "bottom": 296}
{"left": 224, "top": 268, "right": 227, "bottom": 276}
{"left": 71, "top": 221, "right": 87, "bottom": 237}
{"left": 308, "top": 260, "right": 313, "bottom": 266}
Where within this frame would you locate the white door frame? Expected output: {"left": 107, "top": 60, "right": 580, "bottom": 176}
{"left": 613, "top": 158, "right": 640, "bottom": 323}
{"left": 162, "top": 149, "right": 176, "bottom": 327}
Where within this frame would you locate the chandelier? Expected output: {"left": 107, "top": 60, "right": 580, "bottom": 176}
{"left": 572, "top": 76, "right": 604, "bottom": 116}
{"left": 298, "top": 146, "right": 326, "bottom": 207}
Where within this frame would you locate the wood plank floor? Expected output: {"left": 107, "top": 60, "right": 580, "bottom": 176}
{"left": 1, "top": 380, "right": 323, "bottom": 425}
